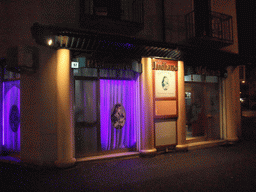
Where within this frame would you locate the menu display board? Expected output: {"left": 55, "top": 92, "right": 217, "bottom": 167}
{"left": 153, "top": 59, "right": 178, "bottom": 118}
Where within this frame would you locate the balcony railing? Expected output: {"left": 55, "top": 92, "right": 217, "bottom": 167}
{"left": 185, "top": 10, "right": 233, "bottom": 47}
{"left": 80, "top": 0, "right": 144, "bottom": 36}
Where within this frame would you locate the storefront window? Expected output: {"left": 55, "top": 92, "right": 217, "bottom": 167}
{"left": 100, "top": 79, "right": 139, "bottom": 150}
{"left": 75, "top": 80, "right": 98, "bottom": 156}
{"left": 184, "top": 67, "right": 220, "bottom": 141}
{"left": 74, "top": 68, "right": 140, "bottom": 158}
{"left": 1, "top": 69, "right": 20, "bottom": 154}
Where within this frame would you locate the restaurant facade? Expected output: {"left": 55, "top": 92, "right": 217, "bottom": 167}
{"left": 0, "top": 0, "right": 241, "bottom": 167}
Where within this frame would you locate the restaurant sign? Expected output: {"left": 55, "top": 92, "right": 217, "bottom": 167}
{"left": 152, "top": 60, "right": 178, "bottom": 71}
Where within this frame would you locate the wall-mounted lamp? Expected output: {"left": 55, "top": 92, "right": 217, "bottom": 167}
{"left": 47, "top": 38, "right": 53, "bottom": 46}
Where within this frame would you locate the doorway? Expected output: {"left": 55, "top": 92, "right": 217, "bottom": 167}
{"left": 185, "top": 80, "right": 220, "bottom": 141}
{"left": 74, "top": 79, "right": 99, "bottom": 157}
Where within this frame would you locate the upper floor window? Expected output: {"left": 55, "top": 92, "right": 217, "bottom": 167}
{"left": 91, "top": 0, "right": 122, "bottom": 19}
{"left": 82, "top": 0, "right": 144, "bottom": 23}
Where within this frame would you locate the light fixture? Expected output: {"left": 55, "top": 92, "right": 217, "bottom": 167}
{"left": 241, "top": 80, "right": 245, "bottom": 84}
{"left": 47, "top": 38, "right": 53, "bottom": 46}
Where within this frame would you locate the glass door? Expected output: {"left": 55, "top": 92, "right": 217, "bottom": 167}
{"left": 74, "top": 80, "right": 99, "bottom": 157}
{"left": 205, "top": 82, "right": 220, "bottom": 140}
{"left": 185, "top": 81, "right": 220, "bottom": 141}
{"left": 186, "top": 83, "right": 207, "bottom": 138}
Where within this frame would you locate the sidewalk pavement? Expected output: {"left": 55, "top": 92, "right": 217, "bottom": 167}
{"left": 1, "top": 140, "right": 256, "bottom": 191}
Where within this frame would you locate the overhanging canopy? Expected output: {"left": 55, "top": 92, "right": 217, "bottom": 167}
{"left": 31, "top": 23, "right": 181, "bottom": 62}
{"left": 31, "top": 22, "right": 243, "bottom": 70}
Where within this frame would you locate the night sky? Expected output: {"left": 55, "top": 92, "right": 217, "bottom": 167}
{"left": 236, "top": 0, "right": 256, "bottom": 57}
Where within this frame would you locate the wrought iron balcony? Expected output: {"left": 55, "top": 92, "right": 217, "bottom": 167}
{"left": 79, "top": 0, "right": 144, "bottom": 36}
{"left": 185, "top": 11, "right": 233, "bottom": 48}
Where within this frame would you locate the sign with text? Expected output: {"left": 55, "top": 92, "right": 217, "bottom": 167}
{"left": 71, "top": 62, "right": 79, "bottom": 68}
{"left": 152, "top": 58, "right": 178, "bottom": 119}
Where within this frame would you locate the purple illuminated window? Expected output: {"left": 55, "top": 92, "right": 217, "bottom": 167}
{"left": 1, "top": 80, "right": 20, "bottom": 152}
{"left": 100, "top": 79, "right": 140, "bottom": 151}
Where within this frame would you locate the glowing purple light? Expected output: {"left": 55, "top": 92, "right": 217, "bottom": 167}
{"left": 2, "top": 81, "right": 20, "bottom": 151}
{"left": 100, "top": 79, "right": 139, "bottom": 150}
{"left": 98, "top": 40, "right": 135, "bottom": 50}
{"left": 2, "top": 82, "right": 4, "bottom": 145}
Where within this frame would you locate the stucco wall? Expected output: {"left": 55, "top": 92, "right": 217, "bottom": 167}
{"left": 0, "top": 0, "right": 79, "bottom": 165}
{"left": 20, "top": 47, "right": 58, "bottom": 165}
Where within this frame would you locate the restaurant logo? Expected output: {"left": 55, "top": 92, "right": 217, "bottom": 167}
{"left": 162, "top": 76, "right": 169, "bottom": 90}
{"left": 152, "top": 61, "right": 178, "bottom": 71}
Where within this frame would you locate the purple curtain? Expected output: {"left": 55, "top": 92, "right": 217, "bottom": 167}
{"left": 2, "top": 80, "right": 20, "bottom": 152}
{"left": 100, "top": 78, "right": 140, "bottom": 150}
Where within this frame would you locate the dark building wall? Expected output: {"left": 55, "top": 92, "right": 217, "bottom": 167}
{"left": 164, "top": 0, "right": 193, "bottom": 44}
{"left": 0, "top": 0, "right": 40, "bottom": 56}
{"left": 39, "top": 0, "right": 79, "bottom": 26}
{"left": 136, "top": 0, "right": 163, "bottom": 41}
{"left": 236, "top": 0, "right": 256, "bottom": 57}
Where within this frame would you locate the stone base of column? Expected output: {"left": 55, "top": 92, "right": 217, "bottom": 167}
{"left": 175, "top": 144, "right": 188, "bottom": 152}
{"left": 226, "top": 137, "right": 239, "bottom": 144}
{"left": 140, "top": 148, "right": 157, "bottom": 157}
{"left": 55, "top": 157, "right": 76, "bottom": 168}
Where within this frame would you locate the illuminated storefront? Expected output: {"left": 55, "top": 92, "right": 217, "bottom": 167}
{"left": 0, "top": 20, "right": 241, "bottom": 167}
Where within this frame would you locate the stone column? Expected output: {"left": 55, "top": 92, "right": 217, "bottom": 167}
{"left": 176, "top": 61, "right": 188, "bottom": 151}
{"left": 139, "top": 57, "right": 157, "bottom": 155}
{"left": 225, "top": 66, "right": 240, "bottom": 143}
{"left": 55, "top": 49, "right": 76, "bottom": 167}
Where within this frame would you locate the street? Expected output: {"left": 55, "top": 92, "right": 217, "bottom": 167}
{"left": 1, "top": 140, "right": 256, "bottom": 191}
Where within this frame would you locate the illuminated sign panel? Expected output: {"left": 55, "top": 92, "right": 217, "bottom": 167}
{"left": 152, "top": 59, "right": 178, "bottom": 118}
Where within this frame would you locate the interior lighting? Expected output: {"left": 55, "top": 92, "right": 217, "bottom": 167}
{"left": 242, "top": 81, "right": 245, "bottom": 84}
{"left": 2, "top": 81, "right": 21, "bottom": 150}
{"left": 2, "top": 82, "right": 4, "bottom": 145}
{"left": 100, "top": 79, "right": 138, "bottom": 150}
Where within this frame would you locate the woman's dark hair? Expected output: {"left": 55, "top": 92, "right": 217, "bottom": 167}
{"left": 111, "top": 104, "right": 122, "bottom": 116}
{"left": 162, "top": 76, "right": 168, "bottom": 87}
